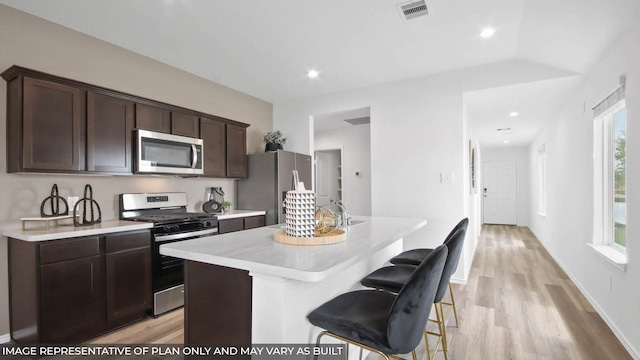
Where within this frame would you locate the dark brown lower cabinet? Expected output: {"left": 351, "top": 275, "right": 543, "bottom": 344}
{"left": 218, "top": 215, "right": 266, "bottom": 234}
{"left": 105, "top": 231, "right": 152, "bottom": 327}
{"left": 8, "top": 230, "right": 151, "bottom": 344}
{"left": 41, "top": 255, "right": 104, "bottom": 343}
{"left": 244, "top": 215, "right": 266, "bottom": 230}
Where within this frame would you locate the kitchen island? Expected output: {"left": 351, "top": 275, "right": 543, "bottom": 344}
{"left": 160, "top": 216, "right": 426, "bottom": 346}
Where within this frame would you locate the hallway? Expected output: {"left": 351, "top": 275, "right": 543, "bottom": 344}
{"left": 442, "top": 225, "right": 631, "bottom": 360}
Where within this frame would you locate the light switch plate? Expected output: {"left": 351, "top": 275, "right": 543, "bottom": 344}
{"left": 441, "top": 173, "right": 453, "bottom": 184}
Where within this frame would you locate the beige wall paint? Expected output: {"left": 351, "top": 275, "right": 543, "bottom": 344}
{"left": 0, "top": 5, "right": 273, "bottom": 339}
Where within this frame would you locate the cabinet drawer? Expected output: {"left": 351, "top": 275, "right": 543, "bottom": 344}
{"left": 105, "top": 230, "right": 151, "bottom": 253}
{"left": 40, "top": 236, "right": 100, "bottom": 265}
{"left": 219, "top": 218, "right": 244, "bottom": 234}
{"left": 244, "top": 216, "right": 265, "bottom": 230}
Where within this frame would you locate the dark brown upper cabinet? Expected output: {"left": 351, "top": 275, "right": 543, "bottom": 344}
{"left": 227, "top": 123, "right": 248, "bottom": 178}
{"left": 135, "top": 103, "right": 171, "bottom": 133}
{"left": 200, "top": 117, "right": 249, "bottom": 178}
{"left": 200, "top": 116, "right": 226, "bottom": 177}
{"left": 87, "top": 91, "right": 134, "bottom": 173}
{"left": 2, "top": 65, "right": 250, "bottom": 178}
{"left": 8, "top": 77, "right": 86, "bottom": 172}
{"left": 172, "top": 111, "right": 200, "bottom": 138}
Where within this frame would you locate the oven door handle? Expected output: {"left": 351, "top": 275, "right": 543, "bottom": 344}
{"left": 155, "top": 228, "right": 219, "bottom": 242}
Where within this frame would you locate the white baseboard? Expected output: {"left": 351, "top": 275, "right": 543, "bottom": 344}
{"left": 0, "top": 333, "right": 10, "bottom": 344}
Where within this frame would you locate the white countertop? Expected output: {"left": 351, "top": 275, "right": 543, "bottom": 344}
{"left": 215, "top": 209, "right": 266, "bottom": 220}
{"left": 2, "top": 220, "right": 153, "bottom": 242}
{"left": 160, "top": 216, "right": 426, "bottom": 282}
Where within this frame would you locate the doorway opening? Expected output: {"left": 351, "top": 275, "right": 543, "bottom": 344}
{"left": 312, "top": 107, "right": 371, "bottom": 216}
{"left": 315, "top": 149, "right": 342, "bottom": 207}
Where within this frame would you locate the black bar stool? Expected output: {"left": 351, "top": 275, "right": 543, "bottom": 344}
{"left": 389, "top": 218, "right": 469, "bottom": 328}
{"left": 360, "top": 222, "right": 468, "bottom": 359}
{"left": 308, "top": 245, "right": 448, "bottom": 360}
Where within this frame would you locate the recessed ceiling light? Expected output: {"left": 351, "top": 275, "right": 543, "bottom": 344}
{"left": 503, "top": 140, "right": 510, "bottom": 144}
{"left": 509, "top": 112, "right": 518, "bottom": 117}
{"left": 307, "top": 70, "right": 319, "bottom": 78}
{"left": 480, "top": 28, "right": 495, "bottom": 38}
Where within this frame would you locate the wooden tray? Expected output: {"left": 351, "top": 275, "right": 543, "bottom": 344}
{"left": 21, "top": 215, "right": 76, "bottom": 230}
{"left": 274, "top": 229, "right": 346, "bottom": 245}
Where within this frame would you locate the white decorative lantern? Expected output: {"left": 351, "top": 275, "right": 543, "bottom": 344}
{"left": 285, "top": 172, "right": 316, "bottom": 238}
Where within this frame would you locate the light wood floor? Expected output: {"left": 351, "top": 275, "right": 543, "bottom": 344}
{"left": 438, "top": 225, "right": 631, "bottom": 360}
{"left": 90, "top": 225, "right": 632, "bottom": 360}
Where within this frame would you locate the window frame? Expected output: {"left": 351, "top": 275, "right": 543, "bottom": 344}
{"left": 593, "top": 99, "right": 626, "bottom": 254}
{"left": 537, "top": 144, "right": 546, "bottom": 216}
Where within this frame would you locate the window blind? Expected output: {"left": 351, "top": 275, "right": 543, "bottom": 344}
{"left": 592, "top": 79, "right": 625, "bottom": 117}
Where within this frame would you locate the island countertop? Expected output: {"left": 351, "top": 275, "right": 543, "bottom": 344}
{"left": 160, "top": 216, "right": 426, "bottom": 282}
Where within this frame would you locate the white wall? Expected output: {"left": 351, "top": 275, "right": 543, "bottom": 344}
{"left": 314, "top": 125, "right": 372, "bottom": 216}
{"left": 527, "top": 22, "right": 640, "bottom": 357}
{"left": 462, "top": 101, "right": 482, "bottom": 283}
{"left": 0, "top": 5, "right": 273, "bottom": 338}
{"left": 481, "top": 146, "right": 531, "bottom": 227}
{"left": 274, "top": 59, "right": 575, "bottom": 283}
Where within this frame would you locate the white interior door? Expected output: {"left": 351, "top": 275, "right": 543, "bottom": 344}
{"left": 483, "top": 160, "right": 517, "bottom": 225}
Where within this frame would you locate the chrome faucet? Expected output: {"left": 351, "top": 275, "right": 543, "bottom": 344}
{"left": 331, "top": 199, "right": 351, "bottom": 227}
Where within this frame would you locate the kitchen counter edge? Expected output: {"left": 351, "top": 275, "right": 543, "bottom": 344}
{"left": 2, "top": 220, "right": 153, "bottom": 242}
{"left": 214, "top": 209, "right": 266, "bottom": 220}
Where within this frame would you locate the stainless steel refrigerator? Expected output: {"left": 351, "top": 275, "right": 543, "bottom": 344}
{"left": 237, "top": 150, "right": 312, "bottom": 225}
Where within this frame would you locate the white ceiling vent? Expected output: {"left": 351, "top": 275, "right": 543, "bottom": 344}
{"left": 344, "top": 117, "right": 371, "bottom": 126}
{"left": 397, "top": 1, "right": 429, "bottom": 21}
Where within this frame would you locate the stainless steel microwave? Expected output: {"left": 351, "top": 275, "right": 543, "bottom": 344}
{"left": 135, "top": 129, "right": 204, "bottom": 175}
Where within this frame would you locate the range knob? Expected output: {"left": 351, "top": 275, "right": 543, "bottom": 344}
{"left": 163, "top": 224, "right": 179, "bottom": 232}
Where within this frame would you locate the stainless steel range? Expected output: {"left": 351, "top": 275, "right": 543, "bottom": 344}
{"left": 119, "top": 192, "right": 218, "bottom": 316}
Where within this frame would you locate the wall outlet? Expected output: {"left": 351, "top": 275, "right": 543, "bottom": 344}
{"left": 67, "top": 196, "right": 79, "bottom": 212}
{"left": 441, "top": 173, "right": 453, "bottom": 184}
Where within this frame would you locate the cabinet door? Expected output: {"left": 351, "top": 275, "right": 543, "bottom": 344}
{"left": 200, "top": 117, "right": 226, "bottom": 177}
{"left": 172, "top": 112, "right": 200, "bottom": 137}
{"left": 105, "top": 248, "right": 151, "bottom": 323}
{"left": 87, "top": 92, "right": 134, "bottom": 173}
{"left": 135, "top": 103, "right": 171, "bottom": 133}
{"left": 226, "top": 124, "right": 247, "bottom": 178}
{"left": 22, "top": 77, "right": 85, "bottom": 171}
{"left": 105, "top": 231, "right": 151, "bottom": 324}
{"left": 41, "top": 255, "right": 104, "bottom": 343}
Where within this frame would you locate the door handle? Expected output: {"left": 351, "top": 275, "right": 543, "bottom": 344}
{"left": 191, "top": 144, "right": 197, "bottom": 168}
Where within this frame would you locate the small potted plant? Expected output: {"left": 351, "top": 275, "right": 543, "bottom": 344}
{"left": 263, "top": 130, "right": 287, "bottom": 152}
{"left": 221, "top": 201, "right": 232, "bottom": 213}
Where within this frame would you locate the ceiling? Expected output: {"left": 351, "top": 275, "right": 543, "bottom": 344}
{"left": 314, "top": 107, "right": 370, "bottom": 133}
{"left": 1, "top": 0, "right": 638, "bottom": 147}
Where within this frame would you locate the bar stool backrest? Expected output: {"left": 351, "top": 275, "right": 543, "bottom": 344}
{"left": 434, "top": 225, "right": 467, "bottom": 303}
{"left": 387, "top": 244, "right": 448, "bottom": 354}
